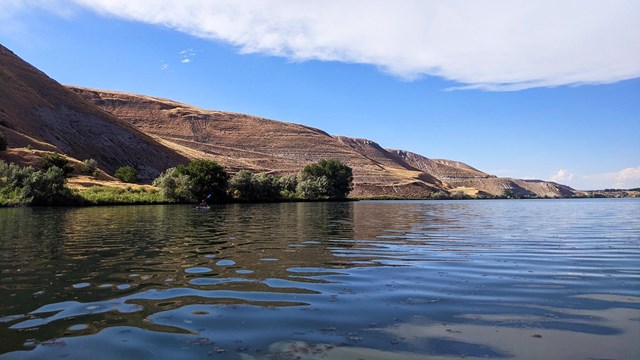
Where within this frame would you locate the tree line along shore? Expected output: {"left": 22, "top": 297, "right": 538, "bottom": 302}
{"left": 1, "top": 136, "right": 637, "bottom": 206}
{"left": 0, "top": 146, "right": 355, "bottom": 206}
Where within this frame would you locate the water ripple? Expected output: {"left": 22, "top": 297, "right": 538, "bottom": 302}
{"left": 1, "top": 199, "right": 639, "bottom": 359}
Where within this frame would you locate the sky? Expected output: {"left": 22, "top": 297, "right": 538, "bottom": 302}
{"left": 1, "top": 0, "right": 639, "bottom": 190}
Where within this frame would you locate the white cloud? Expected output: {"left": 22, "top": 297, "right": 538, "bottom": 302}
{"left": 550, "top": 169, "right": 574, "bottom": 182}
{"left": 179, "top": 48, "right": 196, "bottom": 64}
{"left": 48, "top": 0, "right": 640, "bottom": 90}
{"left": 615, "top": 167, "right": 640, "bottom": 184}
{"left": 160, "top": 63, "right": 169, "bottom": 71}
{"left": 583, "top": 166, "right": 640, "bottom": 189}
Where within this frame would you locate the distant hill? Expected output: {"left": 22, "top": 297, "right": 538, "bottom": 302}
{"left": 0, "top": 42, "right": 576, "bottom": 198}
{"left": 391, "top": 149, "right": 576, "bottom": 198}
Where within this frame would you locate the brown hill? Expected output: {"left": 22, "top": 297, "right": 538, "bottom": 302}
{"left": 0, "top": 44, "right": 187, "bottom": 179}
{"left": 0, "top": 42, "right": 575, "bottom": 198}
{"left": 69, "top": 86, "right": 576, "bottom": 198}
{"left": 390, "top": 149, "right": 493, "bottom": 180}
{"left": 391, "top": 149, "right": 575, "bottom": 197}
{"left": 69, "top": 87, "right": 444, "bottom": 198}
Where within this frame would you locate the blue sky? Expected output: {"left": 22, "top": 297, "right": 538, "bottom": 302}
{"left": 1, "top": 1, "right": 639, "bottom": 190}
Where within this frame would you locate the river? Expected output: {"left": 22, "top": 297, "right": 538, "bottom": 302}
{"left": 1, "top": 199, "right": 639, "bottom": 359}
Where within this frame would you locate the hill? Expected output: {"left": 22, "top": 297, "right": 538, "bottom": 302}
{"left": 70, "top": 86, "right": 575, "bottom": 198}
{"left": 68, "top": 87, "right": 446, "bottom": 198}
{"left": 0, "top": 44, "right": 187, "bottom": 179}
{"left": 0, "top": 43, "right": 576, "bottom": 198}
{"left": 391, "top": 149, "right": 575, "bottom": 197}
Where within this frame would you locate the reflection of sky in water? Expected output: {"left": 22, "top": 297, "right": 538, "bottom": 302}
{"left": 0, "top": 199, "right": 639, "bottom": 359}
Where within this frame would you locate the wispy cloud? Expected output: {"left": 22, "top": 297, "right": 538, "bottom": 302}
{"left": 584, "top": 166, "right": 640, "bottom": 189}
{"left": 160, "top": 63, "right": 169, "bottom": 71}
{"left": 179, "top": 48, "right": 195, "bottom": 64}
{"left": 43, "top": 0, "right": 640, "bottom": 90}
{"left": 552, "top": 166, "right": 640, "bottom": 190}
{"left": 550, "top": 169, "right": 574, "bottom": 183}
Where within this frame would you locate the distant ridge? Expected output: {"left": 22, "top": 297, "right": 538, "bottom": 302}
{"left": 392, "top": 149, "right": 575, "bottom": 197}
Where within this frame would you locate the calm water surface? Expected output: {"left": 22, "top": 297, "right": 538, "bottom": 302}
{"left": 0, "top": 199, "right": 639, "bottom": 359}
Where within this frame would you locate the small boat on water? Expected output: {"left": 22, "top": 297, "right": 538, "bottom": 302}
{"left": 196, "top": 196, "right": 212, "bottom": 210}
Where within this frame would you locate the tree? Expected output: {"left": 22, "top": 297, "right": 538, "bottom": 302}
{"left": 153, "top": 167, "right": 193, "bottom": 202}
{"left": 0, "top": 161, "right": 76, "bottom": 206}
{"left": 176, "top": 160, "right": 228, "bottom": 201}
{"left": 298, "top": 159, "right": 353, "bottom": 200}
{"left": 251, "top": 173, "right": 281, "bottom": 201}
{"left": 296, "top": 175, "right": 329, "bottom": 200}
{"left": 27, "top": 166, "right": 74, "bottom": 205}
{"left": 115, "top": 166, "right": 138, "bottom": 183}
{"left": 228, "top": 170, "right": 253, "bottom": 201}
{"left": 228, "top": 170, "right": 282, "bottom": 202}
{"left": 278, "top": 174, "right": 298, "bottom": 199}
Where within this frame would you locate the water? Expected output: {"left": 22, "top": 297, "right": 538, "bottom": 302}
{"left": 0, "top": 199, "right": 638, "bottom": 359}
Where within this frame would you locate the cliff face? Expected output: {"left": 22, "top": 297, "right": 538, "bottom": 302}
{"left": 0, "top": 45, "right": 187, "bottom": 178}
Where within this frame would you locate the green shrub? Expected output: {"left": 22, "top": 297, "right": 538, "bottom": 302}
{"left": 252, "top": 173, "right": 281, "bottom": 201}
{"left": 228, "top": 170, "right": 282, "bottom": 202}
{"left": 0, "top": 160, "right": 77, "bottom": 206}
{"left": 26, "top": 166, "right": 76, "bottom": 205}
{"left": 77, "top": 186, "right": 166, "bottom": 205}
{"left": 153, "top": 167, "right": 193, "bottom": 202}
{"left": 175, "top": 160, "right": 228, "bottom": 201}
{"left": 278, "top": 174, "right": 298, "bottom": 198}
{"left": 80, "top": 158, "right": 98, "bottom": 174}
{"left": 115, "top": 166, "right": 138, "bottom": 183}
{"left": 154, "top": 160, "right": 354, "bottom": 204}
{"left": 41, "top": 153, "right": 73, "bottom": 176}
{"left": 0, "top": 161, "right": 32, "bottom": 206}
{"left": 297, "top": 159, "right": 353, "bottom": 200}
{"left": 228, "top": 170, "right": 253, "bottom": 201}
{"left": 296, "top": 176, "right": 330, "bottom": 200}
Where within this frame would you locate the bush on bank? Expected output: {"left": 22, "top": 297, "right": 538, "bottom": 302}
{"left": 0, "top": 161, "right": 77, "bottom": 206}
{"left": 1, "top": 158, "right": 357, "bottom": 207}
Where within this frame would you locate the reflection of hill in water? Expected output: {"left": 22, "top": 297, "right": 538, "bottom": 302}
{"left": 2, "top": 200, "right": 639, "bottom": 359}
{"left": 1, "top": 203, "right": 361, "bottom": 348}
{"left": 1, "top": 201, "right": 460, "bottom": 350}
{"left": 0, "top": 201, "right": 470, "bottom": 317}
{"left": 1, "top": 203, "right": 355, "bottom": 300}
